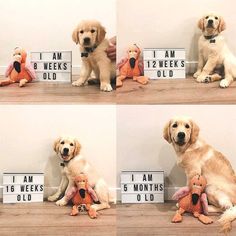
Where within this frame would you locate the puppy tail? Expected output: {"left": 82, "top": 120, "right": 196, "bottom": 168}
{"left": 218, "top": 206, "right": 236, "bottom": 233}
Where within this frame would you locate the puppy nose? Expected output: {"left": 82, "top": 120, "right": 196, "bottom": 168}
{"left": 63, "top": 148, "right": 69, "bottom": 154}
{"left": 208, "top": 19, "right": 213, "bottom": 24}
{"left": 84, "top": 37, "right": 91, "bottom": 44}
{"left": 177, "top": 132, "right": 185, "bottom": 139}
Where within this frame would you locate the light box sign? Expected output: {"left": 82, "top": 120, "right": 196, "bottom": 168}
{"left": 121, "top": 171, "right": 164, "bottom": 203}
{"left": 143, "top": 48, "right": 186, "bottom": 79}
{"left": 3, "top": 173, "right": 44, "bottom": 203}
{"left": 31, "top": 51, "right": 72, "bottom": 82}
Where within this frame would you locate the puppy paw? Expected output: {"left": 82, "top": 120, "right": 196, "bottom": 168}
{"left": 48, "top": 195, "right": 58, "bottom": 202}
{"left": 56, "top": 198, "right": 68, "bottom": 206}
{"left": 19, "top": 79, "right": 27, "bottom": 87}
{"left": 193, "top": 71, "right": 201, "bottom": 79}
{"left": 220, "top": 79, "right": 231, "bottom": 88}
{"left": 72, "top": 80, "right": 85, "bottom": 87}
{"left": 100, "top": 83, "right": 113, "bottom": 92}
{"left": 204, "top": 76, "right": 212, "bottom": 83}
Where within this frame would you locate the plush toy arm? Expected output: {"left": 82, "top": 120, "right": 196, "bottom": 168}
{"left": 172, "top": 186, "right": 190, "bottom": 201}
{"left": 87, "top": 186, "right": 99, "bottom": 202}
{"left": 5, "top": 62, "right": 14, "bottom": 77}
{"left": 201, "top": 193, "right": 209, "bottom": 215}
{"left": 65, "top": 186, "right": 77, "bottom": 201}
{"left": 117, "top": 58, "right": 128, "bottom": 70}
{"left": 25, "top": 62, "right": 37, "bottom": 80}
{"left": 138, "top": 60, "right": 144, "bottom": 75}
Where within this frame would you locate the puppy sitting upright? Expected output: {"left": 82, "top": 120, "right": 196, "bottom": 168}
{"left": 72, "top": 20, "right": 116, "bottom": 92}
{"left": 194, "top": 13, "right": 236, "bottom": 88}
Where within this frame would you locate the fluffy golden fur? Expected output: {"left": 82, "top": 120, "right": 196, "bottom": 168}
{"left": 48, "top": 136, "right": 110, "bottom": 213}
{"left": 72, "top": 20, "right": 116, "bottom": 92}
{"left": 194, "top": 13, "right": 236, "bottom": 88}
{"left": 164, "top": 117, "right": 236, "bottom": 233}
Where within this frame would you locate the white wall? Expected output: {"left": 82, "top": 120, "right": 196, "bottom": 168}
{"left": 117, "top": 105, "right": 236, "bottom": 200}
{"left": 0, "top": 105, "right": 116, "bottom": 201}
{"left": 117, "top": 0, "right": 236, "bottom": 73}
{"left": 0, "top": 0, "right": 116, "bottom": 75}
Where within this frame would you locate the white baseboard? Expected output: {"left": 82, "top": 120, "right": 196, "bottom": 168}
{"left": 0, "top": 65, "right": 81, "bottom": 76}
{"left": 0, "top": 62, "right": 197, "bottom": 76}
{"left": 0, "top": 186, "right": 117, "bottom": 203}
{"left": 116, "top": 186, "right": 181, "bottom": 202}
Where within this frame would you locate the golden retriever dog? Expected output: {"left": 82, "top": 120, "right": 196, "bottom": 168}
{"left": 163, "top": 117, "right": 236, "bottom": 233}
{"left": 193, "top": 13, "right": 236, "bottom": 88}
{"left": 72, "top": 20, "right": 116, "bottom": 92}
{"left": 48, "top": 136, "right": 110, "bottom": 213}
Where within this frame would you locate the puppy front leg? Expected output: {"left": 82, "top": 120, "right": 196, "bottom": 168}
{"left": 193, "top": 54, "right": 204, "bottom": 78}
{"left": 56, "top": 179, "right": 74, "bottom": 206}
{"left": 48, "top": 175, "right": 68, "bottom": 202}
{"left": 220, "top": 60, "right": 234, "bottom": 88}
{"left": 72, "top": 61, "right": 92, "bottom": 87}
{"left": 97, "top": 60, "right": 113, "bottom": 92}
{"left": 196, "top": 57, "right": 218, "bottom": 83}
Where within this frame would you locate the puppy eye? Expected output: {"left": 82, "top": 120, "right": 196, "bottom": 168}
{"left": 193, "top": 183, "right": 196, "bottom": 185}
{"left": 185, "top": 124, "right": 190, "bottom": 129}
{"left": 70, "top": 143, "right": 74, "bottom": 146}
{"left": 215, "top": 17, "right": 218, "bottom": 20}
{"left": 80, "top": 30, "right": 84, "bottom": 34}
{"left": 129, "top": 50, "right": 132, "bottom": 53}
{"left": 205, "top": 16, "right": 209, "bottom": 19}
{"left": 91, "top": 29, "right": 96, "bottom": 33}
{"left": 135, "top": 50, "right": 137, "bottom": 53}
{"left": 200, "top": 184, "right": 202, "bottom": 186}
{"left": 60, "top": 141, "right": 65, "bottom": 145}
{"left": 172, "top": 123, "right": 178, "bottom": 128}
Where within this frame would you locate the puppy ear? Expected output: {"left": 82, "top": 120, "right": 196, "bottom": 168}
{"left": 96, "top": 24, "right": 106, "bottom": 44}
{"left": 53, "top": 137, "right": 61, "bottom": 154}
{"left": 190, "top": 120, "right": 200, "bottom": 144}
{"left": 72, "top": 27, "right": 79, "bottom": 44}
{"left": 198, "top": 17, "right": 205, "bottom": 31}
{"left": 163, "top": 120, "right": 172, "bottom": 143}
{"left": 218, "top": 16, "right": 226, "bottom": 33}
{"left": 73, "top": 139, "right": 81, "bottom": 156}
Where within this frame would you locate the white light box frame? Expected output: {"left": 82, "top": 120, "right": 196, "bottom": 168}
{"left": 3, "top": 173, "right": 44, "bottom": 204}
{"left": 121, "top": 171, "right": 164, "bottom": 204}
{"left": 31, "top": 51, "right": 72, "bottom": 82}
{"left": 143, "top": 48, "right": 186, "bottom": 79}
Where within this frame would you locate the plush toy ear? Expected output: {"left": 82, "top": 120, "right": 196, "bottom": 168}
{"left": 163, "top": 120, "right": 172, "bottom": 143}
{"left": 73, "top": 139, "right": 81, "bottom": 156}
{"left": 53, "top": 137, "right": 61, "bottom": 154}
{"left": 198, "top": 17, "right": 205, "bottom": 31}
{"left": 72, "top": 27, "right": 79, "bottom": 44}
{"left": 96, "top": 24, "right": 106, "bottom": 44}
{"left": 190, "top": 120, "right": 200, "bottom": 144}
{"left": 218, "top": 16, "right": 226, "bottom": 33}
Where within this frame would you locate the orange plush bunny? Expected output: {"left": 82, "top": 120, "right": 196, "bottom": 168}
{"left": 66, "top": 173, "right": 99, "bottom": 219}
{"left": 172, "top": 175, "right": 213, "bottom": 224}
{"left": 1, "top": 47, "right": 36, "bottom": 87}
{"left": 117, "top": 44, "right": 149, "bottom": 87}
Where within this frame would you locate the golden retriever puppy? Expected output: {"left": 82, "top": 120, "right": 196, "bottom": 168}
{"left": 194, "top": 13, "right": 236, "bottom": 88}
{"left": 163, "top": 117, "right": 236, "bottom": 233}
{"left": 72, "top": 20, "right": 116, "bottom": 92}
{"left": 48, "top": 136, "right": 110, "bottom": 213}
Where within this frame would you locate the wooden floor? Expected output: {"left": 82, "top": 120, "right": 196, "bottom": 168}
{"left": 2, "top": 76, "right": 236, "bottom": 104}
{"left": 0, "top": 76, "right": 116, "bottom": 104}
{"left": 0, "top": 202, "right": 116, "bottom": 236}
{"left": 117, "top": 203, "right": 236, "bottom": 236}
{"left": 1, "top": 202, "right": 235, "bottom": 236}
{"left": 117, "top": 77, "right": 236, "bottom": 104}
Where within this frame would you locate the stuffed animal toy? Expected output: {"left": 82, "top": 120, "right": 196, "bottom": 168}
{"left": 172, "top": 174, "right": 213, "bottom": 224}
{"left": 116, "top": 44, "right": 149, "bottom": 87}
{"left": 1, "top": 47, "right": 36, "bottom": 87}
{"left": 66, "top": 173, "right": 99, "bottom": 219}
